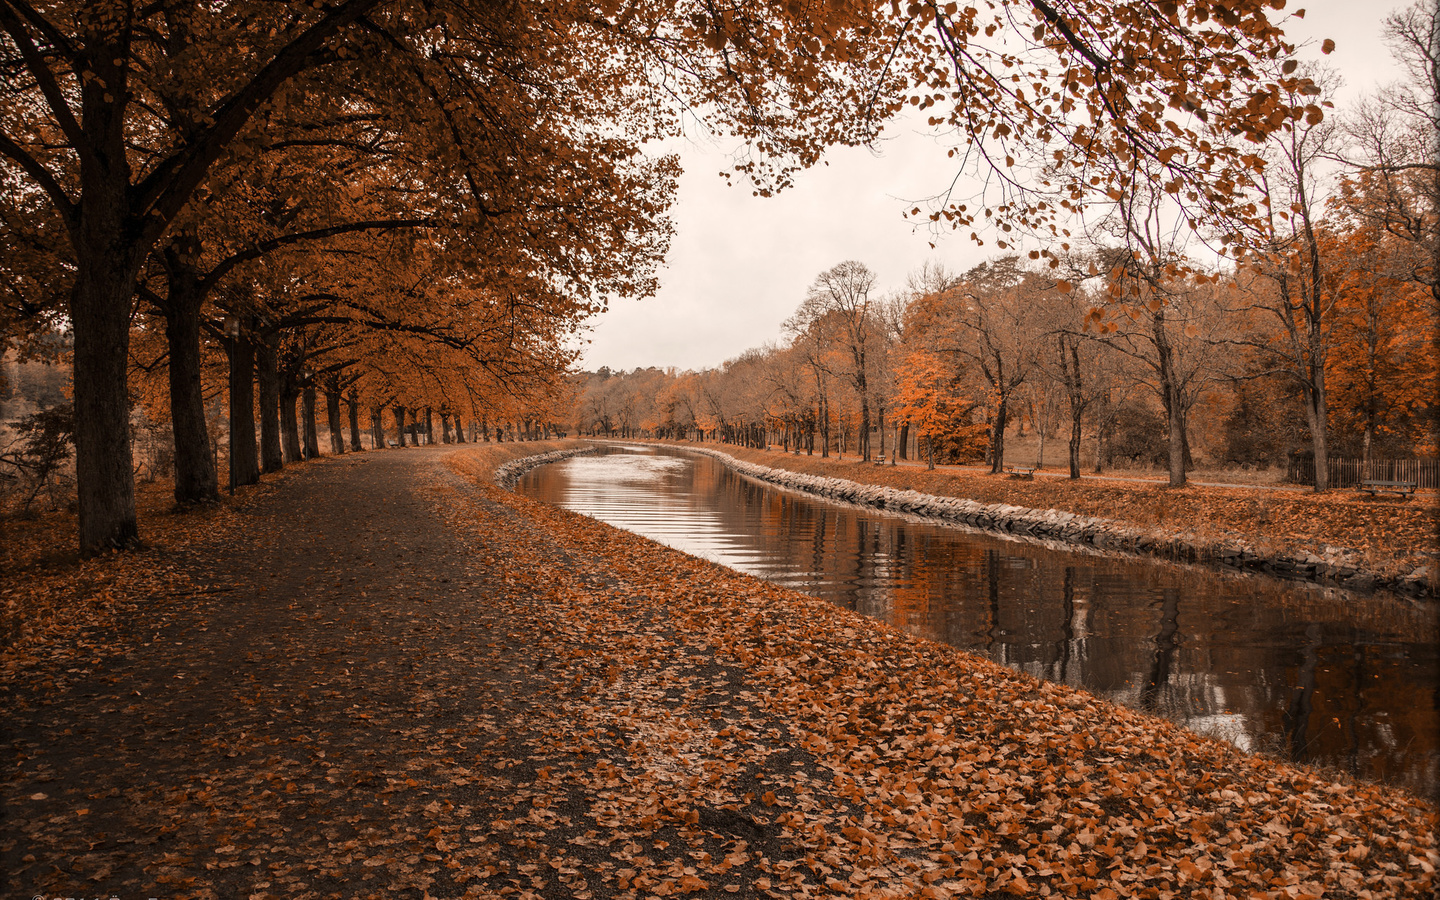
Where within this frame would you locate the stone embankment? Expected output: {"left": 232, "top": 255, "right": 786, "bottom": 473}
{"left": 492, "top": 445, "right": 601, "bottom": 488}
{"left": 670, "top": 445, "right": 1435, "bottom": 599}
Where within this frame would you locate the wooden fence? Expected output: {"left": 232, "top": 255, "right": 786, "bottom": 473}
{"left": 1285, "top": 457, "right": 1439, "bottom": 489}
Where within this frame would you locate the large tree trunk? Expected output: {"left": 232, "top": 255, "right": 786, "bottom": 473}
{"left": 393, "top": 406, "right": 408, "bottom": 447}
{"left": 162, "top": 285, "right": 219, "bottom": 505}
{"left": 325, "top": 388, "right": 345, "bottom": 455}
{"left": 302, "top": 386, "right": 320, "bottom": 458}
{"left": 1165, "top": 385, "right": 1186, "bottom": 488}
{"left": 1304, "top": 380, "right": 1330, "bottom": 491}
{"left": 70, "top": 251, "right": 140, "bottom": 553}
{"left": 281, "top": 384, "right": 304, "bottom": 463}
{"left": 1153, "top": 311, "right": 1187, "bottom": 487}
{"left": 257, "top": 333, "right": 284, "bottom": 473}
{"left": 440, "top": 413, "right": 452, "bottom": 444}
{"left": 988, "top": 393, "right": 1009, "bottom": 474}
{"left": 347, "top": 388, "right": 363, "bottom": 451}
{"left": 898, "top": 422, "right": 909, "bottom": 460}
{"left": 454, "top": 416, "right": 466, "bottom": 443}
{"left": 227, "top": 333, "right": 260, "bottom": 489}
{"left": 1093, "top": 390, "right": 1111, "bottom": 474}
{"left": 1059, "top": 340, "right": 1085, "bottom": 481}
{"left": 1067, "top": 400, "right": 1083, "bottom": 481}
{"left": 370, "top": 406, "right": 385, "bottom": 450}
{"left": 424, "top": 407, "right": 435, "bottom": 445}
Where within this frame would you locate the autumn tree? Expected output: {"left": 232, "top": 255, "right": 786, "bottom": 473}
{"left": 918, "top": 257, "right": 1045, "bottom": 474}
{"left": 0, "top": 0, "right": 893, "bottom": 552}
{"left": 1220, "top": 67, "right": 1345, "bottom": 490}
{"left": 893, "top": 348, "right": 984, "bottom": 469}
{"left": 783, "top": 303, "right": 839, "bottom": 457}
{"left": 1324, "top": 222, "right": 1440, "bottom": 458}
{"left": 1031, "top": 265, "right": 1115, "bottom": 479}
{"left": 1339, "top": 1, "right": 1439, "bottom": 314}
{"left": 788, "top": 261, "right": 881, "bottom": 460}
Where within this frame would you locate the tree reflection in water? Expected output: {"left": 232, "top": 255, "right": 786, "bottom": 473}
{"left": 519, "top": 445, "right": 1439, "bottom": 799}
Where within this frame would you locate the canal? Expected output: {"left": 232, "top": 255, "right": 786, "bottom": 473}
{"left": 517, "top": 444, "right": 1439, "bottom": 798}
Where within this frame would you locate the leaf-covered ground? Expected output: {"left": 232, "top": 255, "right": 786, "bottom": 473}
{"left": 675, "top": 443, "right": 1438, "bottom": 586}
{"left": 3, "top": 443, "right": 1436, "bottom": 899}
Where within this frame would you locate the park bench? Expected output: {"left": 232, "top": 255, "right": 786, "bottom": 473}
{"left": 1005, "top": 464, "right": 1036, "bottom": 479}
{"left": 1357, "top": 479, "right": 1417, "bottom": 499}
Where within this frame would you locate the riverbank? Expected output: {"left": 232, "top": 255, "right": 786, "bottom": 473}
{"left": 4, "top": 441, "right": 1436, "bottom": 898}
{"left": 635, "top": 440, "right": 1439, "bottom": 599}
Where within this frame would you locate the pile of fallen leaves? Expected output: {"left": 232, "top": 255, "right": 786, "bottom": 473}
{"left": 446, "top": 447, "right": 1439, "bottom": 899}
{"left": 670, "top": 443, "right": 1438, "bottom": 582}
{"left": 0, "top": 478, "right": 229, "bottom": 672}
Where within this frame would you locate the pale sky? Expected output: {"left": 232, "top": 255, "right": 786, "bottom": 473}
{"left": 579, "top": 0, "right": 1416, "bottom": 373}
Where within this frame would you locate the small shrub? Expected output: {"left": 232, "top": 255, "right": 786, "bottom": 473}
{"left": 0, "top": 403, "right": 74, "bottom": 513}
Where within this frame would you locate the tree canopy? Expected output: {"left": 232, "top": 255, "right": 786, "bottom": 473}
{"left": 1, "top": 0, "right": 1334, "bottom": 551}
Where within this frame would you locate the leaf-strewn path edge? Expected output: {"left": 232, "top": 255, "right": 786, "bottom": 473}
{"left": 626, "top": 440, "right": 1438, "bottom": 600}
{"left": 3, "top": 442, "right": 1435, "bottom": 900}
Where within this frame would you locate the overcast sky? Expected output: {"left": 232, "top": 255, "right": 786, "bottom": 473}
{"left": 579, "top": 1, "right": 1416, "bottom": 374}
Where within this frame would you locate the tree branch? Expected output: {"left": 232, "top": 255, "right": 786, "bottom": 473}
{"left": 0, "top": 131, "right": 77, "bottom": 228}
{"left": 134, "top": 0, "right": 385, "bottom": 240}
{"left": 199, "top": 217, "right": 435, "bottom": 293}
{"left": 0, "top": 0, "right": 86, "bottom": 152}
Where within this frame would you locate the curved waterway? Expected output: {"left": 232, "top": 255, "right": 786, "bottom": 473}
{"left": 517, "top": 444, "right": 1439, "bottom": 798}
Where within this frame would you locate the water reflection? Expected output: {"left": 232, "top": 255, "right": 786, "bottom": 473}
{"left": 518, "top": 445, "right": 1440, "bottom": 798}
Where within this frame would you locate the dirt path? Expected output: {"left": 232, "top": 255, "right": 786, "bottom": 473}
{"left": 4, "top": 444, "right": 1435, "bottom": 900}
{"left": 2, "top": 446, "right": 862, "bottom": 899}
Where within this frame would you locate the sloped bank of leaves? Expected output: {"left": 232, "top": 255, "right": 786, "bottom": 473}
{"left": 450, "top": 446, "right": 1438, "bottom": 899}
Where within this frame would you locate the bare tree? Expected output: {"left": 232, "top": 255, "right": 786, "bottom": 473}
{"left": 1032, "top": 270, "right": 1117, "bottom": 479}
{"left": 942, "top": 257, "right": 1044, "bottom": 474}
{"left": 1339, "top": 2, "right": 1440, "bottom": 314}
{"left": 1226, "top": 67, "right": 1343, "bottom": 489}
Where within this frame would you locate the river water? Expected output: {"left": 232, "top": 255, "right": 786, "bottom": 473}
{"left": 517, "top": 444, "right": 1439, "bottom": 798}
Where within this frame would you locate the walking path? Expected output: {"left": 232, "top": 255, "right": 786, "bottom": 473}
{"left": 3, "top": 444, "right": 1435, "bottom": 899}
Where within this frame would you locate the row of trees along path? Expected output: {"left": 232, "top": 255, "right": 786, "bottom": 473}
{"left": 3, "top": 1, "right": 1340, "bottom": 553}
